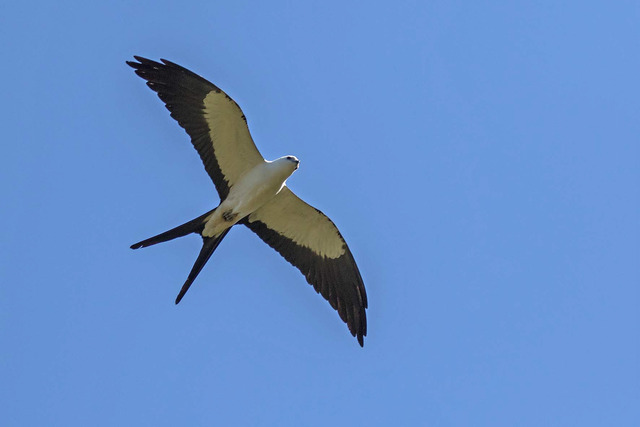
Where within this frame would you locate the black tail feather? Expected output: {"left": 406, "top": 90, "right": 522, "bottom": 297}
{"left": 130, "top": 209, "right": 215, "bottom": 249}
{"left": 175, "top": 229, "right": 231, "bottom": 304}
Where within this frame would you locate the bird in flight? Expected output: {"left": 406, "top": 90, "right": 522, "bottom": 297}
{"left": 127, "top": 56, "right": 367, "bottom": 346}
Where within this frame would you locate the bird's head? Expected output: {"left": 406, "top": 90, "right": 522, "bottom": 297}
{"left": 270, "top": 155, "right": 300, "bottom": 181}
{"left": 283, "top": 155, "right": 300, "bottom": 170}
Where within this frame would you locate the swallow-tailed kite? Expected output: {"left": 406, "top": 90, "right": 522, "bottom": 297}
{"left": 127, "top": 57, "right": 367, "bottom": 346}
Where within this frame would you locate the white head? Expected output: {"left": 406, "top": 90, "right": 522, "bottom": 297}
{"left": 269, "top": 155, "right": 300, "bottom": 182}
{"left": 277, "top": 155, "right": 300, "bottom": 171}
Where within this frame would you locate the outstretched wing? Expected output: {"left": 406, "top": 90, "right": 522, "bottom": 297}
{"left": 242, "top": 187, "right": 368, "bottom": 346}
{"left": 127, "top": 56, "right": 264, "bottom": 199}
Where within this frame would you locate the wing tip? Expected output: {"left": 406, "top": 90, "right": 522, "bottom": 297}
{"left": 126, "top": 55, "right": 152, "bottom": 68}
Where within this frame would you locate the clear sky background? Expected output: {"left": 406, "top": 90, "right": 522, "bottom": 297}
{"left": 2, "top": 1, "right": 638, "bottom": 425}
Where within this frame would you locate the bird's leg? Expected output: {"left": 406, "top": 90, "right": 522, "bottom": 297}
{"left": 222, "top": 209, "right": 238, "bottom": 222}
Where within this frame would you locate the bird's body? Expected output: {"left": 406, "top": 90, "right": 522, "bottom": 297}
{"left": 202, "top": 157, "right": 299, "bottom": 237}
{"left": 127, "top": 57, "right": 367, "bottom": 346}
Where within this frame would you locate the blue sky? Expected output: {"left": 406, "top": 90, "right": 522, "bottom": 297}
{"left": 2, "top": 1, "right": 638, "bottom": 425}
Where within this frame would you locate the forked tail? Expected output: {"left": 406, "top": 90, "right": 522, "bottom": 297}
{"left": 174, "top": 229, "right": 230, "bottom": 304}
{"left": 130, "top": 209, "right": 215, "bottom": 249}
{"left": 130, "top": 208, "right": 231, "bottom": 304}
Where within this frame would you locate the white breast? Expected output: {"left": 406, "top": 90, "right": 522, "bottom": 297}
{"left": 202, "top": 159, "right": 297, "bottom": 237}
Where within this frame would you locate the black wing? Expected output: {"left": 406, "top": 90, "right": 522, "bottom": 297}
{"left": 127, "top": 56, "right": 264, "bottom": 199}
{"left": 243, "top": 187, "right": 368, "bottom": 346}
